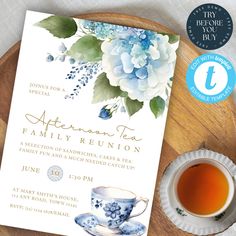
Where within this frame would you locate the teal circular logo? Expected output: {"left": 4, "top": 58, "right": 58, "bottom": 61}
{"left": 186, "top": 53, "right": 235, "bottom": 103}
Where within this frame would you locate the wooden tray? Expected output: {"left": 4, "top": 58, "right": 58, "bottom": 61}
{"left": 0, "top": 12, "right": 236, "bottom": 236}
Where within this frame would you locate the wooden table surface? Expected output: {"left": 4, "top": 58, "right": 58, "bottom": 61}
{"left": 0, "top": 12, "right": 236, "bottom": 236}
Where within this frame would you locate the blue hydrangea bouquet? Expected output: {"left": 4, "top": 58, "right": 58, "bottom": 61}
{"left": 36, "top": 16, "right": 179, "bottom": 119}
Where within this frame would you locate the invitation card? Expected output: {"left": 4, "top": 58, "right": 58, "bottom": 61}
{"left": 0, "top": 11, "right": 179, "bottom": 236}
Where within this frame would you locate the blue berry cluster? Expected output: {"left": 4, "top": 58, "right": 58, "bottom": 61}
{"left": 45, "top": 42, "right": 103, "bottom": 100}
{"left": 46, "top": 42, "right": 75, "bottom": 64}
{"left": 81, "top": 19, "right": 159, "bottom": 52}
{"left": 65, "top": 62, "right": 102, "bottom": 99}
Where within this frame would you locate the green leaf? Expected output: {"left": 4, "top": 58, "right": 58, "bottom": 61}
{"left": 35, "top": 16, "right": 77, "bottom": 38}
{"left": 124, "top": 97, "right": 143, "bottom": 117}
{"left": 167, "top": 35, "right": 180, "bottom": 44}
{"left": 120, "top": 91, "right": 128, "bottom": 97}
{"left": 149, "top": 96, "right": 165, "bottom": 118}
{"left": 92, "top": 73, "right": 122, "bottom": 103}
{"left": 159, "top": 32, "right": 180, "bottom": 44}
{"left": 67, "top": 35, "right": 103, "bottom": 62}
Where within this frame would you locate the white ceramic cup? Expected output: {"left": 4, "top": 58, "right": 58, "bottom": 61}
{"left": 173, "top": 158, "right": 235, "bottom": 218}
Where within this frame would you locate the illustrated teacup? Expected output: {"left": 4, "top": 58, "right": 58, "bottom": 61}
{"left": 91, "top": 186, "right": 149, "bottom": 229}
{"left": 173, "top": 158, "right": 235, "bottom": 218}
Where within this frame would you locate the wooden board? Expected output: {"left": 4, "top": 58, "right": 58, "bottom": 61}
{"left": 0, "top": 12, "right": 236, "bottom": 236}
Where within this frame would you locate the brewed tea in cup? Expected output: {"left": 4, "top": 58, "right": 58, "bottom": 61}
{"left": 174, "top": 158, "right": 235, "bottom": 217}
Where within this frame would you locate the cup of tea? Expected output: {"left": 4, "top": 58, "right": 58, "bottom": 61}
{"left": 173, "top": 158, "right": 235, "bottom": 217}
{"left": 91, "top": 186, "right": 149, "bottom": 228}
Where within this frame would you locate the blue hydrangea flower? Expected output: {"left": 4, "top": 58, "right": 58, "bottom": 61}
{"left": 101, "top": 30, "right": 177, "bottom": 102}
{"left": 80, "top": 20, "right": 144, "bottom": 40}
{"left": 103, "top": 202, "right": 121, "bottom": 219}
{"left": 81, "top": 20, "right": 124, "bottom": 40}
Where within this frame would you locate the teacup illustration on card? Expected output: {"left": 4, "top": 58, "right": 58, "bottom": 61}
{"left": 75, "top": 186, "right": 149, "bottom": 235}
{"left": 91, "top": 186, "right": 149, "bottom": 228}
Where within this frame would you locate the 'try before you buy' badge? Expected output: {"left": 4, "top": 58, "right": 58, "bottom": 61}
{"left": 187, "top": 3, "right": 233, "bottom": 50}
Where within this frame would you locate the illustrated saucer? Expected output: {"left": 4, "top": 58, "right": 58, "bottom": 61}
{"left": 160, "top": 149, "right": 236, "bottom": 235}
{"left": 75, "top": 213, "right": 146, "bottom": 236}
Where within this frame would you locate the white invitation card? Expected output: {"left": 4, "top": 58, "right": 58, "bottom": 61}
{"left": 0, "top": 11, "right": 179, "bottom": 236}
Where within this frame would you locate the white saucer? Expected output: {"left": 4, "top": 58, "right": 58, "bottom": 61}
{"left": 75, "top": 213, "right": 146, "bottom": 236}
{"left": 159, "top": 149, "right": 236, "bottom": 235}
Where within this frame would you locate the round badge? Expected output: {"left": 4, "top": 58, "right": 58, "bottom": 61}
{"left": 47, "top": 165, "right": 63, "bottom": 182}
{"left": 187, "top": 3, "right": 233, "bottom": 50}
{"left": 186, "top": 53, "right": 236, "bottom": 104}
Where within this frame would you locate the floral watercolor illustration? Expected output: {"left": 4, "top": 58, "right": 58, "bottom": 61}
{"left": 36, "top": 15, "right": 179, "bottom": 119}
{"left": 91, "top": 197, "right": 134, "bottom": 228}
{"left": 75, "top": 186, "right": 148, "bottom": 235}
